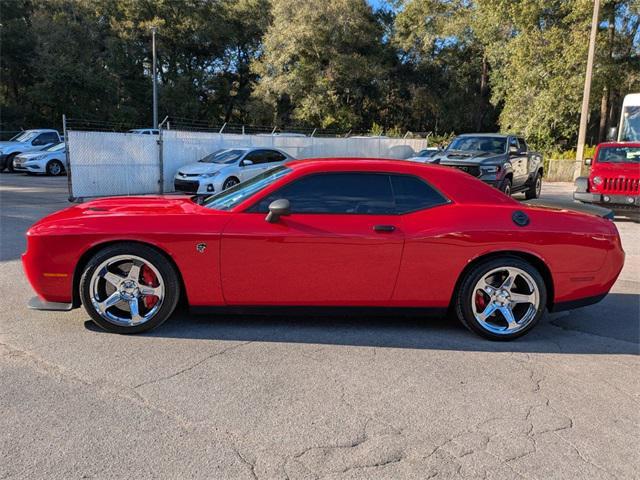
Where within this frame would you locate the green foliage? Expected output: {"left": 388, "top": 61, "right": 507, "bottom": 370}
{"left": 0, "top": 0, "right": 638, "bottom": 152}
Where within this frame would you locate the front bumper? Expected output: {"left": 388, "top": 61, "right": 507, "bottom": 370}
{"left": 13, "top": 161, "right": 44, "bottom": 173}
{"left": 574, "top": 191, "right": 639, "bottom": 209}
{"left": 174, "top": 178, "right": 218, "bottom": 194}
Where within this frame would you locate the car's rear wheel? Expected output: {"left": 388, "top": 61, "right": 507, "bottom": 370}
{"left": 79, "top": 243, "right": 180, "bottom": 334}
{"left": 223, "top": 177, "right": 240, "bottom": 190}
{"left": 525, "top": 172, "right": 542, "bottom": 200}
{"left": 455, "top": 257, "right": 546, "bottom": 340}
{"left": 500, "top": 177, "right": 512, "bottom": 196}
{"left": 47, "top": 160, "right": 65, "bottom": 176}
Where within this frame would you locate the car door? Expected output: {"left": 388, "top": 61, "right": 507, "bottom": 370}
{"left": 220, "top": 172, "right": 404, "bottom": 305}
{"left": 508, "top": 137, "right": 527, "bottom": 187}
{"left": 237, "top": 150, "right": 268, "bottom": 182}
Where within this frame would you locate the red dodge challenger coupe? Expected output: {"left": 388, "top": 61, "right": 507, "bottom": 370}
{"left": 23, "top": 159, "right": 624, "bottom": 340}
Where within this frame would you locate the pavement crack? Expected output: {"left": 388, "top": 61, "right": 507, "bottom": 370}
{"left": 133, "top": 341, "right": 253, "bottom": 389}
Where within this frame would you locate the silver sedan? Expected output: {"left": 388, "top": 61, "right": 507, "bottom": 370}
{"left": 173, "top": 148, "right": 294, "bottom": 194}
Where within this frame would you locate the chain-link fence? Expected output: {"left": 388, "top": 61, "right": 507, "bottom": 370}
{"left": 65, "top": 117, "right": 431, "bottom": 200}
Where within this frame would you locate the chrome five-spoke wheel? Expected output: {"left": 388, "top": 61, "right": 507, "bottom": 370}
{"left": 80, "top": 244, "right": 180, "bottom": 333}
{"left": 89, "top": 255, "right": 164, "bottom": 327}
{"left": 471, "top": 267, "right": 539, "bottom": 335}
{"left": 455, "top": 257, "right": 547, "bottom": 340}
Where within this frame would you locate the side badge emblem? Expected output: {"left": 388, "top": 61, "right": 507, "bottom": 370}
{"left": 196, "top": 243, "right": 207, "bottom": 253}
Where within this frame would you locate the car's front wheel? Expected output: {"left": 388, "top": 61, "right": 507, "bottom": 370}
{"left": 500, "top": 177, "right": 512, "bottom": 196}
{"left": 222, "top": 177, "right": 240, "bottom": 190}
{"left": 47, "top": 160, "right": 65, "bottom": 176}
{"left": 79, "top": 243, "right": 180, "bottom": 334}
{"left": 455, "top": 257, "right": 547, "bottom": 340}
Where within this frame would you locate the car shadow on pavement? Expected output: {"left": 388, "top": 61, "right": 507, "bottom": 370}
{"left": 84, "top": 293, "right": 639, "bottom": 355}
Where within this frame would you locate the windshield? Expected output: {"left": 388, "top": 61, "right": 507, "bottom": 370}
{"left": 620, "top": 106, "right": 640, "bottom": 141}
{"left": 447, "top": 136, "right": 507, "bottom": 154}
{"left": 203, "top": 166, "right": 291, "bottom": 211}
{"left": 597, "top": 146, "right": 640, "bottom": 163}
{"left": 199, "top": 149, "right": 245, "bottom": 164}
{"left": 10, "top": 131, "right": 38, "bottom": 143}
{"left": 44, "top": 142, "right": 65, "bottom": 152}
{"left": 417, "top": 150, "right": 438, "bottom": 158}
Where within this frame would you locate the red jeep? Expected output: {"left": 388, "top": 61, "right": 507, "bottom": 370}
{"left": 574, "top": 142, "right": 640, "bottom": 218}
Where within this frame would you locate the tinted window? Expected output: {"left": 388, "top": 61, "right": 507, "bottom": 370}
{"left": 509, "top": 137, "right": 519, "bottom": 150}
{"left": 390, "top": 175, "right": 448, "bottom": 213}
{"left": 265, "top": 150, "right": 287, "bottom": 163}
{"left": 517, "top": 138, "right": 527, "bottom": 152}
{"left": 448, "top": 136, "right": 506, "bottom": 154}
{"left": 34, "top": 132, "right": 58, "bottom": 145}
{"left": 250, "top": 173, "right": 395, "bottom": 214}
{"left": 244, "top": 150, "right": 270, "bottom": 165}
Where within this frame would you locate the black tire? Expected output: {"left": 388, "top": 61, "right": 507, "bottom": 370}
{"left": 500, "top": 177, "right": 512, "bottom": 196}
{"left": 454, "top": 256, "right": 547, "bottom": 341}
{"left": 79, "top": 243, "right": 180, "bottom": 334}
{"left": 5, "top": 153, "right": 17, "bottom": 173}
{"left": 46, "top": 160, "right": 65, "bottom": 176}
{"left": 525, "top": 172, "right": 542, "bottom": 200}
{"left": 222, "top": 177, "right": 240, "bottom": 190}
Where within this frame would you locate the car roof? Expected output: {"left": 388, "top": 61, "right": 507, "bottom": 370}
{"left": 456, "top": 133, "right": 516, "bottom": 138}
{"left": 597, "top": 141, "right": 640, "bottom": 148}
{"left": 25, "top": 129, "right": 58, "bottom": 133}
{"left": 285, "top": 157, "right": 457, "bottom": 173}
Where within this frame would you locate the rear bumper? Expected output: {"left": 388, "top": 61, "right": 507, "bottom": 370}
{"left": 549, "top": 293, "right": 607, "bottom": 312}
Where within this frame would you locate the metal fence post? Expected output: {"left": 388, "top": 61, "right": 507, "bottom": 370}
{"left": 62, "top": 114, "right": 75, "bottom": 202}
{"left": 158, "top": 116, "right": 169, "bottom": 194}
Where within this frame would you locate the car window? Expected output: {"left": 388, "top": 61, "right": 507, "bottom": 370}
{"left": 447, "top": 136, "right": 507, "bottom": 154}
{"left": 248, "top": 173, "right": 396, "bottom": 215}
{"left": 264, "top": 150, "right": 287, "bottom": 163}
{"left": 517, "top": 138, "right": 527, "bottom": 152}
{"left": 597, "top": 146, "right": 640, "bottom": 163}
{"left": 33, "top": 132, "right": 58, "bottom": 145}
{"left": 509, "top": 137, "right": 519, "bottom": 150}
{"left": 244, "top": 150, "right": 270, "bottom": 165}
{"left": 390, "top": 175, "right": 448, "bottom": 213}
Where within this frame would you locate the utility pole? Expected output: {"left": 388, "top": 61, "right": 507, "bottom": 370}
{"left": 573, "top": 0, "right": 600, "bottom": 180}
{"left": 151, "top": 26, "right": 158, "bottom": 129}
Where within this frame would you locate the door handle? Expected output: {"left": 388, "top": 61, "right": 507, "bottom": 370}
{"left": 373, "top": 225, "right": 396, "bottom": 232}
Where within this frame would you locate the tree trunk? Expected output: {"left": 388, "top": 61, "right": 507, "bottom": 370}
{"left": 598, "top": 87, "right": 609, "bottom": 142}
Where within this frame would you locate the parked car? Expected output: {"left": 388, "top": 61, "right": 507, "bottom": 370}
{"left": 407, "top": 147, "right": 441, "bottom": 162}
{"left": 0, "top": 129, "right": 61, "bottom": 172}
{"left": 428, "top": 134, "right": 543, "bottom": 198}
{"left": 174, "top": 147, "right": 294, "bottom": 194}
{"left": 128, "top": 128, "right": 159, "bottom": 135}
{"left": 24, "top": 159, "right": 623, "bottom": 340}
{"left": 13, "top": 142, "right": 67, "bottom": 176}
{"left": 574, "top": 142, "right": 639, "bottom": 218}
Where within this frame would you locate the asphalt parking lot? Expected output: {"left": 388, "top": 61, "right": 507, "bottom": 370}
{"left": 1, "top": 174, "right": 638, "bottom": 479}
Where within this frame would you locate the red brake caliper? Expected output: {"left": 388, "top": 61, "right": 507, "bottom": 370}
{"left": 141, "top": 265, "right": 159, "bottom": 309}
{"left": 475, "top": 291, "right": 487, "bottom": 311}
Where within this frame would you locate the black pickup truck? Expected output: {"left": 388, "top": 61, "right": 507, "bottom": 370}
{"left": 425, "top": 134, "right": 544, "bottom": 198}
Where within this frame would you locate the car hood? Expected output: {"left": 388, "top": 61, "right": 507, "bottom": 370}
{"left": 17, "top": 151, "right": 47, "bottom": 160}
{"left": 592, "top": 162, "right": 640, "bottom": 178}
{"left": 431, "top": 150, "right": 504, "bottom": 166}
{"left": 177, "top": 162, "right": 228, "bottom": 175}
{"left": 28, "top": 195, "right": 206, "bottom": 233}
{"left": 0, "top": 141, "right": 22, "bottom": 150}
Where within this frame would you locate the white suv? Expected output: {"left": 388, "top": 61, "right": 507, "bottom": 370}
{"left": 174, "top": 148, "right": 293, "bottom": 194}
{"left": 0, "top": 129, "right": 61, "bottom": 172}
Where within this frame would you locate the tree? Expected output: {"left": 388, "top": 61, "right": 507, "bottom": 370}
{"left": 252, "top": 0, "right": 390, "bottom": 130}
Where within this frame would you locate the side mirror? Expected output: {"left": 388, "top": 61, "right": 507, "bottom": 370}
{"left": 265, "top": 199, "right": 290, "bottom": 223}
{"left": 508, "top": 145, "right": 518, "bottom": 155}
{"left": 242, "top": 159, "right": 253, "bottom": 166}
{"left": 584, "top": 158, "right": 592, "bottom": 166}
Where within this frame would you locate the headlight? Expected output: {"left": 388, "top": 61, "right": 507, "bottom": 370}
{"left": 200, "top": 172, "right": 219, "bottom": 178}
{"left": 592, "top": 176, "right": 603, "bottom": 186}
{"left": 481, "top": 166, "right": 500, "bottom": 174}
